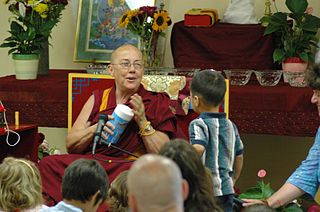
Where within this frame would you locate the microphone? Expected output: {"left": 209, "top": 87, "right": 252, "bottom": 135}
{"left": 92, "top": 113, "right": 107, "bottom": 155}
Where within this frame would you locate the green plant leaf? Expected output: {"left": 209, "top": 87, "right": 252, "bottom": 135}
{"left": 261, "top": 183, "right": 274, "bottom": 199}
{"left": 286, "top": 0, "right": 308, "bottom": 13}
{"left": 302, "top": 15, "right": 320, "bottom": 33}
{"left": 282, "top": 203, "right": 303, "bottom": 212}
{"left": 299, "top": 52, "right": 309, "bottom": 62}
{"left": 273, "top": 48, "right": 286, "bottom": 63}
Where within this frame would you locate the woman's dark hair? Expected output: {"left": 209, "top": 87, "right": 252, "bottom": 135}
{"left": 306, "top": 63, "right": 320, "bottom": 90}
{"left": 159, "top": 139, "right": 223, "bottom": 212}
{"left": 62, "top": 159, "right": 109, "bottom": 205}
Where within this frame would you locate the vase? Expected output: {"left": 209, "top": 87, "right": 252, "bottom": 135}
{"left": 38, "top": 39, "right": 49, "bottom": 75}
{"left": 12, "top": 53, "right": 39, "bottom": 80}
{"left": 139, "top": 35, "right": 165, "bottom": 68}
{"left": 282, "top": 57, "right": 308, "bottom": 83}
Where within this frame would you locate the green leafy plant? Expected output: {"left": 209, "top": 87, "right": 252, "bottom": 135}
{"left": 239, "top": 169, "right": 303, "bottom": 212}
{"left": 0, "top": 0, "right": 68, "bottom": 55}
{"left": 260, "top": 0, "right": 320, "bottom": 64}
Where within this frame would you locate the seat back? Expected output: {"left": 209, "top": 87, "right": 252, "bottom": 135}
{"left": 68, "top": 73, "right": 229, "bottom": 136}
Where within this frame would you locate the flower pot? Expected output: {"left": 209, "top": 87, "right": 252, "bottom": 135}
{"left": 282, "top": 57, "right": 308, "bottom": 83}
{"left": 12, "top": 54, "right": 39, "bottom": 80}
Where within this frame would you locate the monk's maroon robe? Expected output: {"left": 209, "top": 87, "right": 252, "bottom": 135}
{"left": 39, "top": 84, "right": 181, "bottom": 202}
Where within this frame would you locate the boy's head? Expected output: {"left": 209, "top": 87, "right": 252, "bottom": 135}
{"left": 190, "top": 70, "right": 226, "bottom": 112}
{"left": 62, "top": 158, "right": 109, "bottom": 207}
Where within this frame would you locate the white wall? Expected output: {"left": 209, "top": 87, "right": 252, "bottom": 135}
{"left": 1, "top": 0, "right": 319, "bottom": 77}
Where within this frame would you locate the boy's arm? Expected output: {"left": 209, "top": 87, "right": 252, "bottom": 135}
{"left": 233, "top": 154, "right": 243, "bottom": 185}
{"left": 192, "top": 144, "right": 205, "bottom": 156}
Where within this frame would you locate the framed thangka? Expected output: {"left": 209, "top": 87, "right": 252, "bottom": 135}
{"left": 74, "top": 0, "right": 157, "bottom": 63}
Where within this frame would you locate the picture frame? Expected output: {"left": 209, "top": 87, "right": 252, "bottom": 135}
{"left": 73, "top": 0, "right": 160, "bottom": 63}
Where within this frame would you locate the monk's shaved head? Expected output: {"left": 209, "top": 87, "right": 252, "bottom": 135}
{"left": 111, "top": 44, "right": 142, "bottom": 63}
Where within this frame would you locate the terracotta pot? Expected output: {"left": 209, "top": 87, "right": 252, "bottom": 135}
{"left": 282, "top": 57, "right": 308, "bottom": 82}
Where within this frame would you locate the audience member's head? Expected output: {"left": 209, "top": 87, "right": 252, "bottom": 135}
{"left": 0, "top": 157, "right": 43, "bottom": 211}
{"left": 159, "top": 139, "right": 223, "bottom": 212}
{"left": 306, "top": 63, "right": 320, "bottom": 90}
{"left": 243, "top": 204, "right": 276, "bottom": 212}
{"left": 62, "top": 158, "right": 109, "bottom": 211}
{"left": 127, "top": 154, "right": 188, "bottom": 212}
{"left": 107, "top": 170, "right": 129, "bottom": 212}
{"left": 190, "top": 70, "right": 226, "bottom": 111}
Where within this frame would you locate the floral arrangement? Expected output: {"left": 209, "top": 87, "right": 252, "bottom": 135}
{"left": 1, "top": 0, "right": 68, "bottom": 55}
{"left": 239, "top": 169, "right": 302, "bottom": 211}
{"left": 119, "top": 4, "right": 172, "bottom": 67}
{"left": 260, "top": 0, "right": 320, "bottom": 64}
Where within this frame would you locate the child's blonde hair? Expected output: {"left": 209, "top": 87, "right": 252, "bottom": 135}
{"left": 107, "top": 170, "right": 129, "bottom": 212}
{"left": 0, "top": 157, "right": 43, "bottom": 211}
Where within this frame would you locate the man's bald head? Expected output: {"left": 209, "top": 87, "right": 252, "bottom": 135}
{"left": 127, "top": 154, "right": 186, "bottom": 212}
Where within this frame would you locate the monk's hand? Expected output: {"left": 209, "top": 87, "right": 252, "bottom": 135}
{"left": 100, "top": 115, "right": 115, "bottom": 140}
{"left": 129, "top": 93, "right": 147, "bottom": 128}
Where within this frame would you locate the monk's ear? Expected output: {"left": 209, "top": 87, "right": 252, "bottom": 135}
{"left": 107, "top": 64, "right": 114, "bottom": 76}
{"left": 182, "top": 179, "right": 189, "bottom": 201}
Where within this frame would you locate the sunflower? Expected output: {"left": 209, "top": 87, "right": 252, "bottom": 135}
{"left": 152, "top": 10, "right": 170, "bottom": 32}
{"left": 119, "top": 11, "right": 130, "bottom": 28}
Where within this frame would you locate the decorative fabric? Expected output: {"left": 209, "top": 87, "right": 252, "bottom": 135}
{"left": 189, "top": 112, "right": 243, "bottom": 196}
{"left": 141, "top": 75, "right": 186, "bottom": 100}
{"left": 0, "top": 70, "right": 318, "bottom": 136}
{"left": 171, "top": 21, "right": 275, "bottom": 70}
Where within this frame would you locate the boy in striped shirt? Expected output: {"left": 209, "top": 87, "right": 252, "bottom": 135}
{"left": 189, "top": 70, "right": 244, "bottom": 212}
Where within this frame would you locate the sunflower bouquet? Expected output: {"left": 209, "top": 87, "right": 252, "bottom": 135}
{"left": 119, "top": 4, "right": 171, "bottom": 67}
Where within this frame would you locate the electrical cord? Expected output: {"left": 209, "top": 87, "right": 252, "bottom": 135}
{"left": 92, "top": 140, "right": 139, "bottom": 163}
{"left": 0, "top": 100, "right": 20, "bottom": 147}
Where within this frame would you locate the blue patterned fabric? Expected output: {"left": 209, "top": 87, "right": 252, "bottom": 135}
{"left": 189, "top": 112, "right": 244, "bottom": 196}
{"left": 287, "top": 127, "right": 320, "bottom": 197}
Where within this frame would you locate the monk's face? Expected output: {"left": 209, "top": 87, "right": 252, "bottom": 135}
{"left": 110, "top": 45, "right": 144, "bottom": 92}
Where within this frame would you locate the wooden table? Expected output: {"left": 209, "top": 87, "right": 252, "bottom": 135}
{"left": 0, "top": 124, "right": 38, "bottom": 163}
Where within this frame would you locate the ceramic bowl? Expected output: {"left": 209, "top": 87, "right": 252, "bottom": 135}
{"left": 254, "top": 70, "right": 282, "bottom": 86}
{"left": 86, "top": 64, "right": 108, "bottom": 74}
{"left": 283, "top": 72, "right": 307, "bottom": 87}
{"left": 223, "top": 69, "right": 253, "bottom": 86}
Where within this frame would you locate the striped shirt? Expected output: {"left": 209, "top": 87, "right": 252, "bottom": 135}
{"left": 189, "top": 112, "right": 244, "bottom": 196}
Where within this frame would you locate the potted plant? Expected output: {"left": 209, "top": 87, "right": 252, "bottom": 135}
{"left": 0, "top": 0, "right": 68, "bottom": 79}
{"left": 239, "top": 169, "right": 303, "bottom": 211}
{"left": 260, "top": 0, "right": 320, "bottom": 73}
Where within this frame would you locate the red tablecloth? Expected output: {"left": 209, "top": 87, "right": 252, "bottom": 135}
{"left": 0, "top": 70, "right": 84, "bottom": 128}
{"left": 0, "top": 70, "right": 318, "bottom": 136}
{"left": 171, "top": 21, "right": 277, "bottom": 70}
{"left": 178, "top": 77, "right": 319, "bottom": 137}
{"left": 229, "top": 81, "right": 319, "bottom": 136}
